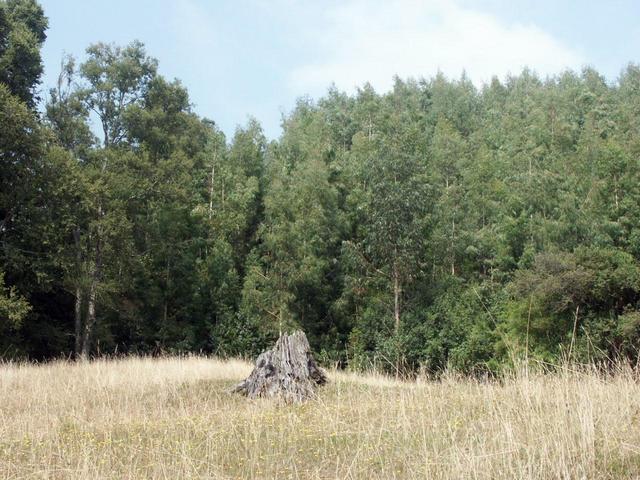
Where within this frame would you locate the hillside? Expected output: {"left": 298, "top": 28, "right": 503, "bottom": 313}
{"left": 4, "top": 1, "right": 640, "bottom": 373}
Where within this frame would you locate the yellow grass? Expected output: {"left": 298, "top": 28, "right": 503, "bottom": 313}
{"left": 1, "top": 357, "right": 640, "bottom": 479}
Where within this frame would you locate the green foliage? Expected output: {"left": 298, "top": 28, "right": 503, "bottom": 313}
{"left": 5, "top": 0, "right": 640, "bottom": 372}
{"left": 239, "top": 104, "right": 345, "bottom": 356}
{"left": 0, "top": 270, "right": 30, "bottom": 327}
{"left": 504, "top": 248, "right": 640, "bottom": 360}
{"left": 78, "top": 40, "right": 157, "bottom": 147}
{"left": 0, "top": 0, "right": 47, "bottom": 106}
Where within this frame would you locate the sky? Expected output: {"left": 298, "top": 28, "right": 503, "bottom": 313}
{"left": 38, "top": 0, "right": 640, "bottom": 140}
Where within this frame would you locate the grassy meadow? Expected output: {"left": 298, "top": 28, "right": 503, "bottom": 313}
{"left": 1, "top": 357, "right": 640, "bottom": 479}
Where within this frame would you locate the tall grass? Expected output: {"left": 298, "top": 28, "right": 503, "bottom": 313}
{"left": 1, "top": 356, "right": 639, "bottom": 479}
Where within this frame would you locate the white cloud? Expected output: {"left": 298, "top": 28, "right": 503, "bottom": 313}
{"left": 288, "top": 0, "right": 585, "bottom": 95}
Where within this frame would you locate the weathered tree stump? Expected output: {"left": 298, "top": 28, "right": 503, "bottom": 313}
{"left": 232, "top": 330, "right": 327, "bottom": 403}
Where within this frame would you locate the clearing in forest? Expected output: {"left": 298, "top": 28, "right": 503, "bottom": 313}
{"left": 1, "top": 357, "right": 639, "bottom": 479}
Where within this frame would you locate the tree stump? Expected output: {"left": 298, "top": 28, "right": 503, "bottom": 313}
{"left": 232, "top": 330, "right": 327, "bottom": 403}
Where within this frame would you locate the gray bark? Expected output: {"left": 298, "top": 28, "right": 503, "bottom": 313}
{"left": 232, "top": 331, "right": 327, "bottom": 403}
{"left": 393, "top": 263, "right": 401, "bottom": 334}
{"left": 73, "top": 228, "right": 83, "bottom": 357}
{"left": 80, "top": 276, "right": 97, "bottom": 360}
{"left": 74, "top": 285, "right": 82, "bottom": 356}
{"left": 81, "top": 230, "right": 101, "bottom": 360}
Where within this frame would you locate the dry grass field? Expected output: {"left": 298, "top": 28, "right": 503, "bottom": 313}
{"left": 1, "top": 357, "right": 640, "bottom": 479}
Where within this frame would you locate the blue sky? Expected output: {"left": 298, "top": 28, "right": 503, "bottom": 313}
{"left": 38, "top": 0, "right": 640, "bottom": 140}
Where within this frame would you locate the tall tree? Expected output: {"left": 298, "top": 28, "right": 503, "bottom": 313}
{"left": 48, "top": 41, "right": 159, "bottom": 358}
{"left": 0, "top": 0, "right": 47, "bottom": 107}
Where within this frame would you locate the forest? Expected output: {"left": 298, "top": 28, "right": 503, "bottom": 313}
{"left": 3, "top": 0, "right": 640, "bottom": 374}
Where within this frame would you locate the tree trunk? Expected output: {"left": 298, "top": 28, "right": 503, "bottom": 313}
{"left": 393, "top": 262, "right": 401, "bottom": 334}
{"left": 208, "top": 155, "right": 216, "bottom": 220}
{"left": 451, "top": 218, "right": 456, "bottom": 276}
{"left": 73, "top": 227, "right": 83, "bottom": 357}
{"left": 163, "top": 257, "right": 170, "bottom": 332}
{"left": 81, "top": 232, "right": 101, "bottom": 360}
{"left": 81, "top": 278, "right": 96, "bottom": 360}
{"left": 568, "top": 305, "right": 580, "bottom": 360}
{"left": 232, "top": 331, "right": 327, "bottom": 403}
{"left": 74, "top": 286, "right": 83, "bottom": 356}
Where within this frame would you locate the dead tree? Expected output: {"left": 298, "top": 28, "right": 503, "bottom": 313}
{"left": 232, "top": 330, "right": 327, "bottom": 403}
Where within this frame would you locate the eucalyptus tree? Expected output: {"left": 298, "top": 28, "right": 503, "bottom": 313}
{"left": 0, "top": 0, "right": 82, "bottom": 357}
{"left": 430, "top": 117, "right": 467, "bottom": 277}
{"left": 78, "top": 41, "right": 157, "bottom": 148}
{"left": 0, "top": 0, "right": 47, "bottom": 107}
{"left": 44, "top": 41, "right": 159, "bottom": 357}
{"left": 342, "top": 83, "right": 433, "bottom": 371}
{"left": 239, "top": 100, "right": 345, "bottom": 355}
{"left": 0, "top": 0, "right": 49, "bottom": 268}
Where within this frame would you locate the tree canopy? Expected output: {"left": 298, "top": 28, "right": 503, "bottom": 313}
{"left": 3, "top": 0, "right": 640, "bottom": 374}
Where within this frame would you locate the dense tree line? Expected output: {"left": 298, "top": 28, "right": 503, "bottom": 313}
{"left": 3, "top": 0, "right": 640, "bottom": 373}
